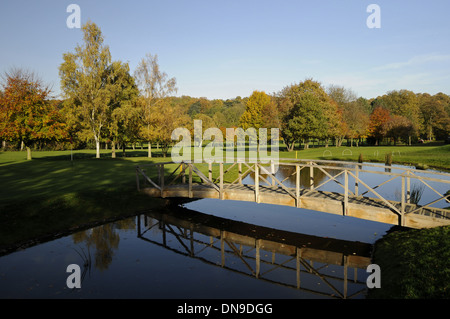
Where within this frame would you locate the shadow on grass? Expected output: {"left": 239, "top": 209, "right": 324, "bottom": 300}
{"left": 0, "top": 154, "right": 177, "bottom": 206}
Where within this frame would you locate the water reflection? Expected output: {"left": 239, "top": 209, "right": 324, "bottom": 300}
{"left": 71, "top": 219, "right": 135, "bottom": 271}
{"left": 137, "top": 207, "right": 373, "bottom": 299}
{"left": 0, "top": 203, "right": 379, "bottom": 299}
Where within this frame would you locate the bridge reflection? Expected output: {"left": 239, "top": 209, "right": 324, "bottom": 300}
{"left": 137, "top": 207, "right": 373, "bottom": 299}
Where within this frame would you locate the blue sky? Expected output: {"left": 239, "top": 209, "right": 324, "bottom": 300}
{"left": 1, "top": 0, "right": 449, "bottom": 100}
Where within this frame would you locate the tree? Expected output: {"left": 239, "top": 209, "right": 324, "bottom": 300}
{"left": 367, "top": 106, "right": 391, "bottom": 145}
{"left": 382, "top": 115, "right": 415, "bottom": 145}
{"left": 59, "top": 21, "right": 113, "bottom": 158}
{"left": 279, "top": 79, "right": 338, "bottom": 150}
{"left": 105, "top": 61, "right": 140, "bottom": 158}
{"left": 151, "top": 99, "right": 190, "bottom": 157}
{"left": 376, "top": 90, "right": 421, "bottom": 145}
{"left": 134, "top": 53, "right": 177, "bottom": 157}
{"left": 0, "top": 68, "right": 66, "bottom": 160}
{"left": 239, "top": 90, "right": 271, "bottom": 132}
{"left": 418, "top": 93, "right": 450, "bottom": 141}
{"left": 328, "top": 85, "right": 369, "bottom": 146}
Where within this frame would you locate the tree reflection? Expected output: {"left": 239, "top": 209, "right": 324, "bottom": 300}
{"left": 72, "top": 218, "right": 136, "bottom": 271}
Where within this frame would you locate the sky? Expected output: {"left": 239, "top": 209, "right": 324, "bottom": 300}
{"left": 1, "top": 0, "right": 449, "bottom": 100}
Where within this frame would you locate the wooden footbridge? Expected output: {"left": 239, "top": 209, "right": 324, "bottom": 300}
{"left": 135, "top": 158, "right": 450, "bottom": 229}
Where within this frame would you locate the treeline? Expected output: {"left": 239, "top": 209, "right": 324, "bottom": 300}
{"left": 1, "top": 21, "right": 449, "bottom": 160}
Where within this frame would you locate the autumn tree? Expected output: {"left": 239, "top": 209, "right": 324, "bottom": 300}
{"left": 134, "top": 53, "right": 177, "bottom": 157}
{"left": 374, "top": 90, "right": 421, "bottom": 145}
{"left": 327, "top": 85, "right": 369, "bottom": 147}
{"left": 239, "top": 90, "right": 271, "bottom": 132}
{"left": 59, "top": 21, "right": 113, "bottom": 158}
{"left": 0, "top": 69, "right": 66, "bottom": 160}
{"left": 382, "top": 115, "right": 415, "bottom": 145}
{"left": 367, "top": 106, "right": 391, "bottom": 145}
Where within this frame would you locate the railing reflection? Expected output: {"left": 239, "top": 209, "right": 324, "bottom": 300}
{"left": 137, "top": 207, "right": 373, "bottom": 299}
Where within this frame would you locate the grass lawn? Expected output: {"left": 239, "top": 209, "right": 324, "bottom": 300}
{"left": 368, "top": 226, "right": 450, "bottom": 299}
{"left": 1, "top": 143, "right": 449, "bottom": 298}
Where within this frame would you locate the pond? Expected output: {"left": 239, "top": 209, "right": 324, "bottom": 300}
{"left": 0, "top": 162, "right": 448, "bottom": 299}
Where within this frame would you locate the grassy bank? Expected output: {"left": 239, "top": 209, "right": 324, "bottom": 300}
{"left": 368, "top": 225, "right": 450, "bottom": 298}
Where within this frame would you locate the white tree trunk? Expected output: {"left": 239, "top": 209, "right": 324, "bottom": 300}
{"left": 95, "top": 137, "right": 100, "bottom": 158}
{"left": 26, "top": 146, "right": 32, "bottom": 160}
{"left": 111, "top": 141, "right": 116, "bottom": 158}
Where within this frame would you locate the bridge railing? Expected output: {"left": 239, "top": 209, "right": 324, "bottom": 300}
{"left": 136, "top": 158, "right": 450, "bottom": 226}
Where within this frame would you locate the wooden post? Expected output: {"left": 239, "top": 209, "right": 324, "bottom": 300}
{"left": 255, "top": 164, "right": 260, "bottom": 203}
{"left": 189, "top": 164, "right": 193, "bottom": 198}
{"left": 406, "top": 171, "right": 411, "bottom": 204}
{"left": 271, "top": 160, "right": 275, "bottom": 187}
{"left": 238, "top": 162, "right": 242, "bottom": 185}
{"left": 182, "top": 163, "right": 186, "bottom": 184}
{"left": 296, "top": 165, "right": 300, "bottom": 208}
{"left": 208, "top": 162, "right": 212, "bottom": 181}
{"left": 310, "top": 161, "right": 314, "bottom": 191}
{"left": 219, "top": 162, "right": 224, "bottom": 200}
{"left": 355, "top": 164, "right": 359, "bottom": 197}
{"left": 344, "top": 170, "right": 348, "bottom": 215}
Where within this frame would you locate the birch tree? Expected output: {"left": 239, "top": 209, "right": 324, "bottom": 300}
{"left": 59, "top": 21, "right": 112, "bottom": 158}
{"left": 134, "top": 53, "right": 177, "bottom": 157}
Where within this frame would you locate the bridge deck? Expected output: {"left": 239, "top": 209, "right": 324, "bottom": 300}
{"left": 141, "top": 183, "right": 450, "bottom": 229}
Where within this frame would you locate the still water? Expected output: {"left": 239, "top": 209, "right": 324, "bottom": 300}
{"left": 0, "top": 162, "right": 448, "bottom": 299}
{"left": 0, "top": 199, "right": 391, "bottom": 299}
